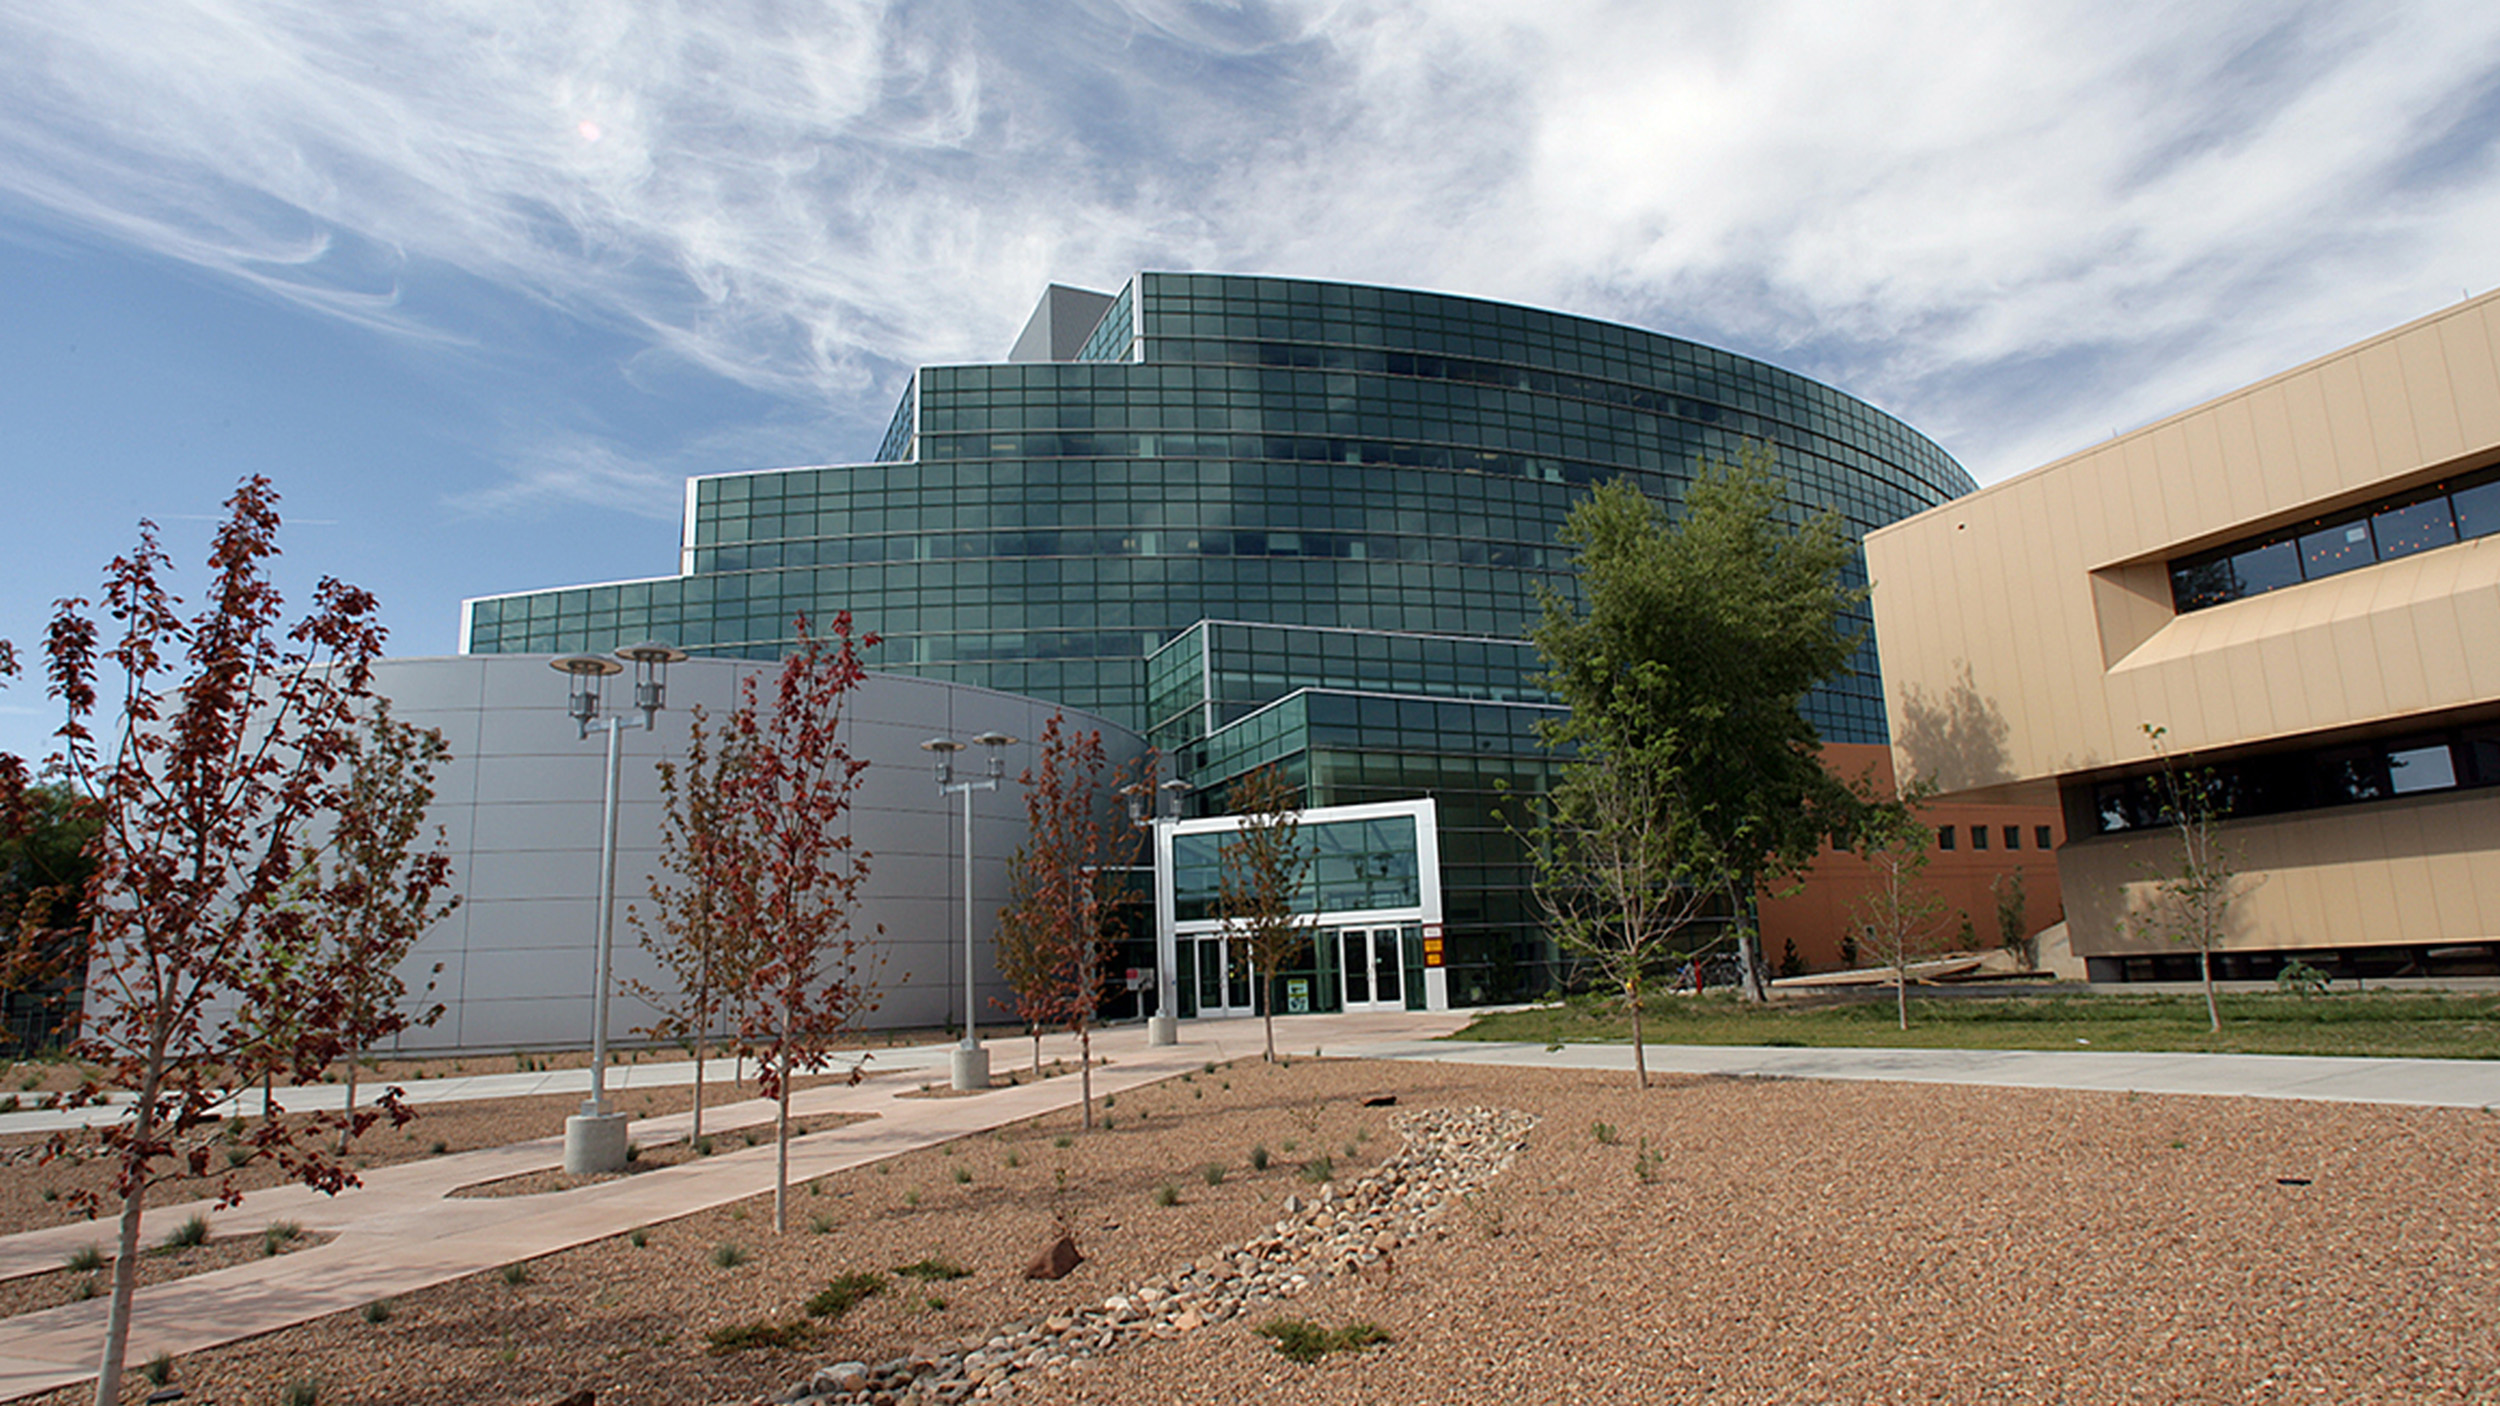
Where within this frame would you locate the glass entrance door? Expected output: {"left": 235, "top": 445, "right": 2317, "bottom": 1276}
{"left": 1187, "top": 934, "right": 1255, "bottom": 1018}
{"left": 1337, "top": 928, "right": 1404, "bottom": 1012}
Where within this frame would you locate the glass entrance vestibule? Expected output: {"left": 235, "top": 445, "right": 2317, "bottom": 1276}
{"left": 1154, "top": 798, "right": 1447, "bottom": 1020}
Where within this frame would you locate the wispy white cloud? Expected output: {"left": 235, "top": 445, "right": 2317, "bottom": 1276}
{"left": 2, "top": 0, "right": 2495, "bottom": 488}
{"left": 445, "top": 434, "right": 684, "bottom": 521}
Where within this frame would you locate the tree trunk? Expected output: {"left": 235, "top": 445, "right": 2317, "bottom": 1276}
{"left": 1735, "top": 892, "right": 1768, "bottom": 1003}
{"left": 1897, "top": 963, "right": 1908, "bottom": 1030}
{"left": 772, "top": 1007, "right": 791, "bottom": 1234}
{"left": 1078, "top": 1023, "right": 1093, "bottom": 1130}
{"left": 98, "top": 1034, "right": 169, "bottom": 1406}
{"left": 1628, "top": 986, "right": 1648, "bottom": 1090}
{"left": 2201, "top": 947, "right": 2220, "bottom": 1033}
{"left": 690, "top": 1034, "right": 706, "bottom": 1148}
{"left": 1261, "top": 963, "right": 1276, "bottom": 1063}
{"left": 340, "top": 1047, "right": 360, "bottom": 1155}
{"left": 1031, "top": 1028, "right": 1041, "bottom": 1078}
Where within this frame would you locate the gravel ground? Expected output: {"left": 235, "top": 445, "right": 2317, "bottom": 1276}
{"left": 22, "top": 1058, "right": 2500, "bottom": 1406}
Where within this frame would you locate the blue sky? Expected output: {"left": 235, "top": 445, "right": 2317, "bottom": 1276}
{"left": 5, "top": 1, "right": 2499, "bottom": 763}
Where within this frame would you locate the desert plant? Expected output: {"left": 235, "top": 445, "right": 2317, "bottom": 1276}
{"left": 704, "top": 1320, "right": 810, "bottom": 1354}
{"left": 260, "top": 1221, "right": 303, "bottom": 1257}
{"left": 809, "top": 1214, "right": 834, "bottom": 1235}
{"left": 1153, "top": 1182, "right": 1180, "bottom": 1207}
{"left": 63, "top": 1244, "right": 103, "bottom": 1274}
{"left": 1298, "top": 1155, "right": 1334, "bottom": 1184}
{"left": 1634, "top": 1137, "right": 1663, "bottom": 1185}
{"left": 499, "top": 1262, "right": 529, "bottom": 1287}
{"left": 1256, "top": 1318, "right": 1392, "bottom": 1364}
{"left": 1250, "top": 1144, "right": 1270, "bottom": 1171}
{"left": 805, "top": 1271, "right": 885, "bottom": 1319}
{"left": 894, "top": 1257, "right": 967, "bottom": 1282}
{"left": 952, "top": 1166, "right": 972, "bottom": 1185}
{"left": 2277, "top": 958, "right": 2331, "bottom": 999}
{"left": 711, "top": 1242, "right": 746, "bottom": 1268}
{"left": 159, "top": 1215, "right": 210, "bottom": 1253}
{"left": 628, "top": 1228, "right": 649, "bottom": 1248}
{"left": 282, "top": 1380, "right": 319, "bottom": 1406}
{"left": 138, "top": 1354, "right": 172, "bottom": 1387}
{"left": 1201, "top": 1162, "right": 1225, "bottom": 1186}
{"left": 361, "top": 1300, "right": 392, "bottom": 1324}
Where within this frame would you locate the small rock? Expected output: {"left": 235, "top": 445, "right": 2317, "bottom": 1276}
{"left": 1024, "top": 1233, "right": 1084, "bottom": 1281}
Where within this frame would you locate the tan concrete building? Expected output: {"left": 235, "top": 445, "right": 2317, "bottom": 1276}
{"left": 1866, "top": 294, "right": 2500, "bottom": 981}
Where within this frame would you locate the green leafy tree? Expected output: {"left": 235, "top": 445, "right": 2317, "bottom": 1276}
{"left": 995, "top": 714, "right": 1144, "bottom": 1127}
{"left": 1849, "top": 777, "right": 1948, "bottom": 1030}
{"left": 2126, "top": 723, "right": 2242, "bottom": 1032}
{"left": 627, "top": 705, "right": 758, "bottom": 1148}
{"left": 1533, "top": 449, "right": 1865, "bottom": 1002}
{"left": 0, "top": 778, "right": 100, "bottom": 1056}
{"left": 1527, "top": 735, "right": 1721, "bottom": 1087}
{"left": 1217, "top": 764, "right": 1311, "bottom": 1064}
{"left": 1993, "top": 867, "right": 2033, "bottom": 969}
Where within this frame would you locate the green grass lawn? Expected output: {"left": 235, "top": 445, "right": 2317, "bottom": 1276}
{"left": 1452, "top": 989, "right": 2500, "bottom": 1059}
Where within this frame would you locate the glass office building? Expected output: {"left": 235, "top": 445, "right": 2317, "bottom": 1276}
{"left": 465, "top": 273, "right": 1975, "bottom": 1002}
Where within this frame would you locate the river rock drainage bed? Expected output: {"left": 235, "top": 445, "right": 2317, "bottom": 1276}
{"left": 783, "top": 1104, "right": 1538, "bottom": 1404}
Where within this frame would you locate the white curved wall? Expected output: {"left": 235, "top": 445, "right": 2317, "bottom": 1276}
{"left": 365, "top": 654, "right": 1143, "bottom": 1054}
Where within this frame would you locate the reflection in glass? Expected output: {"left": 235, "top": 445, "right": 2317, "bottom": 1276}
{"left": 2298, "top": 520, "right": 2376, "bottom": 579}
{"left": 2454, "top": 479, "right": 2500, "bottom": 541}
{"left": 2370, "top": 499, "right": 2457, "bottom": 560}
{"left": 2386, "top": 744, "right": 2458, "bottom": 795}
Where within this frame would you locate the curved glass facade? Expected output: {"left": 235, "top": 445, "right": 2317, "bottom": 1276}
{"left": 464, "top": 273, "right": 1975, "bottom": 1001}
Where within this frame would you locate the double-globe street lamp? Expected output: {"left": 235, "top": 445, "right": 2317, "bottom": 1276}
{"left": 551, "top": 641, "right": 686, "bottom": 1174}
{"left": 1123, "top": 777, "right": 1191, "bottom": 1046}
{"left": 921, "top": 731, "right": 1018, "bottom": 1091}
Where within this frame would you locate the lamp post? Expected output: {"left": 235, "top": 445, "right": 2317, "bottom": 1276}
{"left": 922, "top": 730, "right": 1018, "bottom": 1091}
{"left": 551, "top": 641, "right": 686, "bottom": 1174}
{"left": 1124, "top": 776, "right": 1191, "bottom": 1045}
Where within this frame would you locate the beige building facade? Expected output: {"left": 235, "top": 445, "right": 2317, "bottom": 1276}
{"left": 1866, "top": 293, "right": 2500, "bottom": 981}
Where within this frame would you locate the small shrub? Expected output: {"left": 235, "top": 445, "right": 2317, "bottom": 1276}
{"left": 1201, "top": 1162, "right": 1225, "bottom": 1186}
{"left": 894, "top": 1257, "right": 968, "bottom": 1282}
{"left": 1256, "top": 1318, "right": 1392, "bottom": 1364}
{"left": 952, "top": 1166, "right": 972, "bottom": 1185}
{"left": 427, "top": 1139, "right": 448, "bottom": 1156}
{"left": 361, "top": 1300, "right": 393, "bottom": 1325}
{"left": 1102, "top": 1094, "right": 1115, "bottom": 1109}
{"left": 1634, "top": 1138, "right": 1663, "bottom": 1185}
{"left": 224, "top": 1145, "right": 251, "bottom": 1169}
{"left": 922, "top": 1294, "right": 948, "bottom": 1311}
{"left": 1298, "top": 1155, "right": 1334, "bottom": 1185}
{"left": 0, "top": 1094, "right": 15, "bottom": 1114}
{"left": 261, "top": 1221, "right": 304, "bottom": 1257}
{"left": 1202, "top": 1060, "right": 1216, "bottom": 1074}
{"left": 39, "top": 1187, "right": 58, "bottom": 1203}
{"left": 1591, "top": 1121, "right": 1619, "bottom": 1146}
{"left": 1250, "top": 1144, "right": 1270, "bottom": 1171}
{"left": 805, "top": 1271, "right": 886, "bottom": 1319}
{"left": 1103, "top": 1115, "right": 1116, "bottom": 1130}
{"left": 623, "top": 1143, "right": 639, "bottom": 1164}
{"left": 809, "top": 1214, "right": 835, "bottom": 1235}
{"left": 1004, "top": 1150, "right": 1022, "bottom": 1168}
{"left": 628, "top": 1228, "right": 649, "bottom": 1248}
{"left": 500, "top": 1262, "right": 530, "bottom": 1287}
{"left": 705, "top": 1319, "right": 810, "bottom": 1354}
{"left": 694, "top": 1136, "right": 715, "bottom": 1157}
{"left": 711, "top": 1242, "right": 746, "bottom": 1268}
{"left": 1153, "top": 1182, "right": 1180, "bottom": 1207}
{"left": 1053, "top": 1134, "right": 1072, "bottom": 1149}
{"left": 282, "top": 1379, "right": 320, "bottom": 1406}
{"left": 71, "top": 1276, "right": 99, "bottom": 1301}
{"left": 742, "top": 1130, "right": 758, "bottom": 1147}
{"left": 1282, "top": 1140, "right": 1298, "bottom": 1154}
{"left": 903, "top": 1189, "right": 921, "bottom": 1207}
{"left": 729, "top": 1205, "right": 748, "bottom": 1222}
{"left": 140, "top": 1353, "right": 173, "bottom": 1387}
{"left": 63, "top": 1243, "right": 103, "bottom": 1274}
{"left": 159, "top": 1214, "right": 210, "bottom": 1252}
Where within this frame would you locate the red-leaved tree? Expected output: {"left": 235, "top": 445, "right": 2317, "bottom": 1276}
{"left": 721, "top": 614, "right": 883, "bottom": 1234}
{"left": 995, "top": 715, "right": 1144, "bottom": 1129}
{"left": 39, "top": 477, "right": 411, "bottom": 1405}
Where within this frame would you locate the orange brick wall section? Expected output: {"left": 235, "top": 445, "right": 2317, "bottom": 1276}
{"left": 1757, "top": 744, "right": 2066, "bottom": 974}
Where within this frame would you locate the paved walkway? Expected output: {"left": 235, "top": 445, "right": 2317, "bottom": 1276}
{"left": 2, "top": 1013, "right": 2493, "bottom": 1401}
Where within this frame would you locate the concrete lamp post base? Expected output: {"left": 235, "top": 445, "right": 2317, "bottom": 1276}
{"left": 563, "top": 1112, "right": 631, "bottom": 1175}
{"left": 950, "top": 1044, "right": 990, "bottom": 1092}
{"left": 1148, "top": 1014, "right": 1179, "bottom": 1046}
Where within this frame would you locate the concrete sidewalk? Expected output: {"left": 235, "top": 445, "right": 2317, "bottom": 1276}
{"left": 3, "top": 1012, "right": 2494, "bottom": 1401}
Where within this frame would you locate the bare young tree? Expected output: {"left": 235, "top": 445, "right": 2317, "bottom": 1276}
{"left": 2128, "top": 723, "right": 2242, "bottom": 1032}
{"left": 1216, "top": 764, "right": 1311, "bottom": 1064}
{"left": 36, "top": 477, "right": 403, "bottom": 1405}
{"left": 1849, "top": 778, "right": 1949, "bottom": 1031}
{"left": 627, "top": 705, "right": 757, "bottom": 1148}
{"left": 1529, "top": 736, "right": 1721, "bottom": 1087}
{"left": 720, "top": 615, "right": 883, "bottom": 1233}
{"left": 994, "top": 714, "right": 1144, "bottom": 1127}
